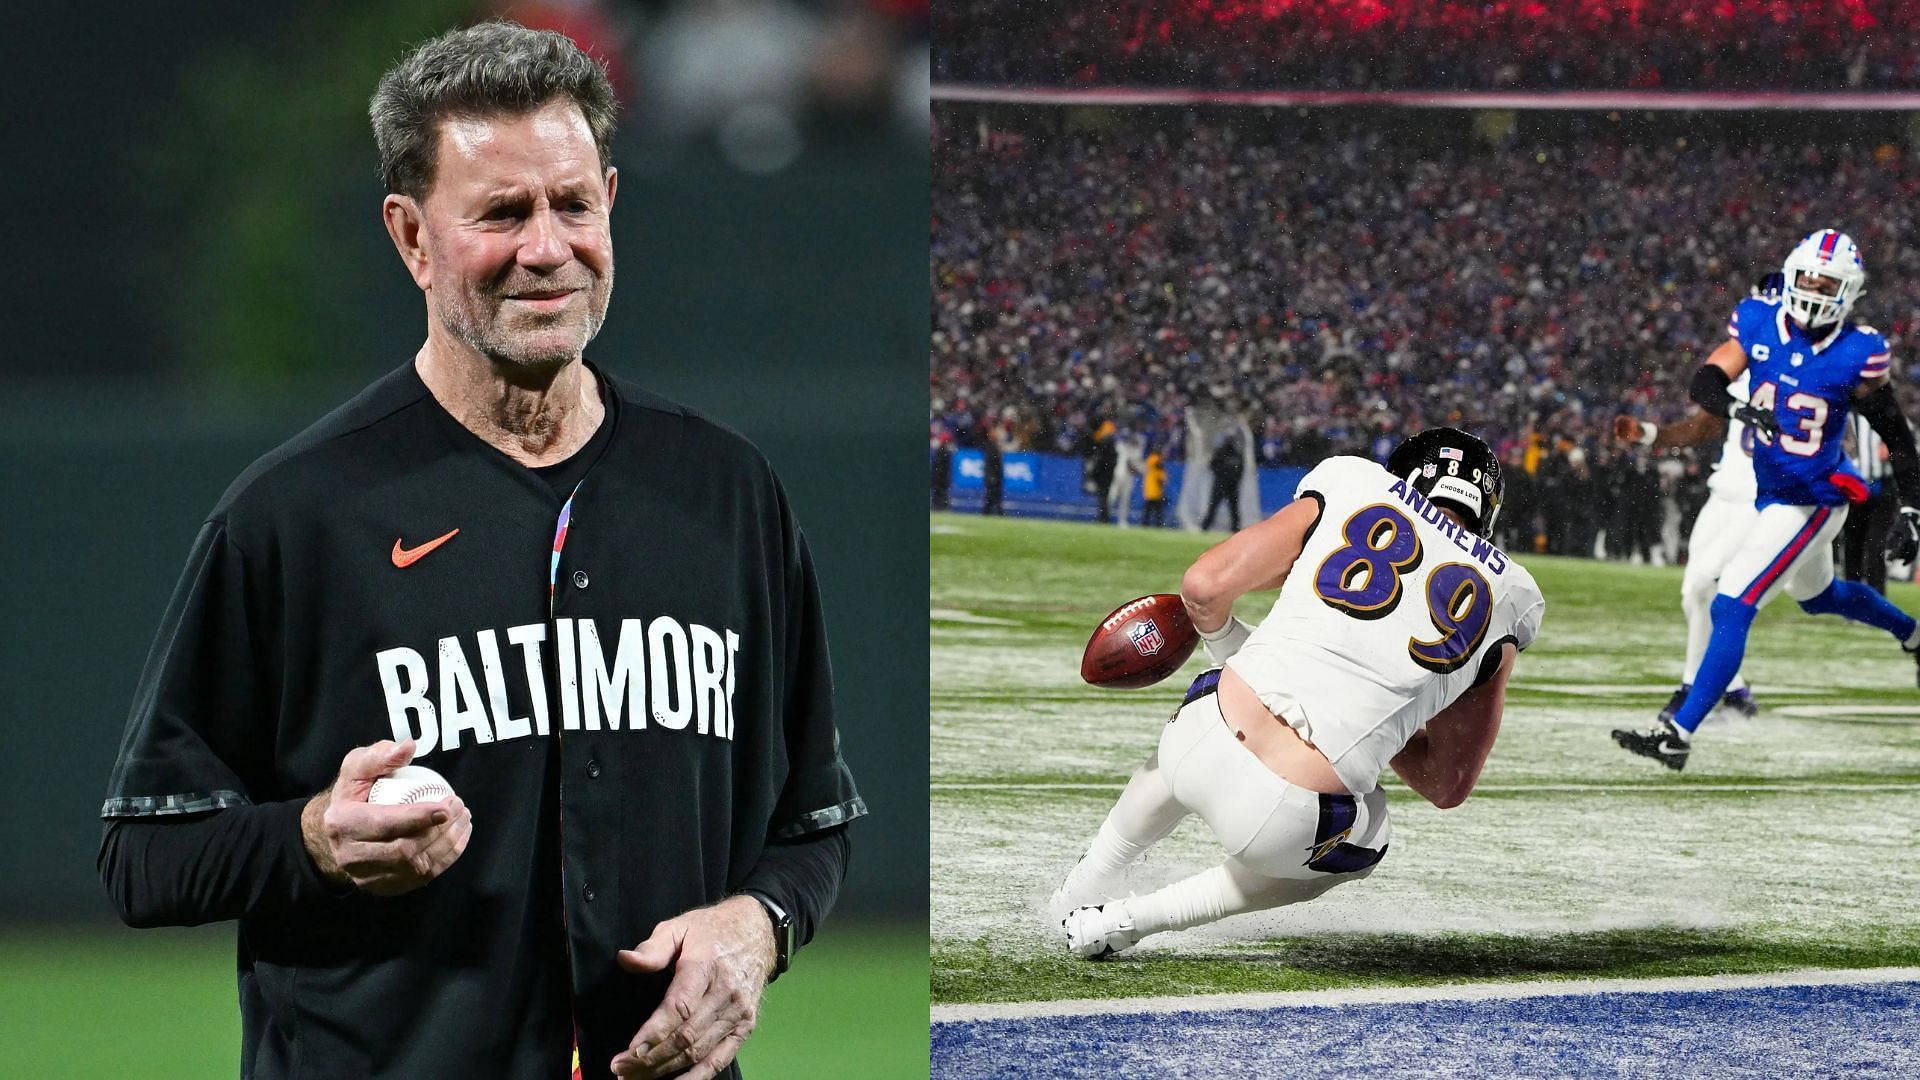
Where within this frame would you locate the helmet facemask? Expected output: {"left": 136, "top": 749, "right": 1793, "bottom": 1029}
{"left": 1783, "top": 268, "right": 1857, "bottom": 330}
{"left": 1781, "top": 230, "right": 1866, "bottom": 333}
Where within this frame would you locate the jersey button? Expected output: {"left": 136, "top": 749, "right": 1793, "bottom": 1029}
{"left": 583, "top": 885, "right": 596, "bottom": 902}
{"left": 587, "top": 759, "right": 601, "bottom": 778}
{"left": 572, "top": 570, "right": 590, "bottom": 589}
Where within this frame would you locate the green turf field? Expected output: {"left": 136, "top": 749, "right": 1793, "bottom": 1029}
{"left": 0, "top": 923, "right": 926, "bottom": 1077}
{"left": 931, "top": 512, "right": 1920, "bottom": 1005}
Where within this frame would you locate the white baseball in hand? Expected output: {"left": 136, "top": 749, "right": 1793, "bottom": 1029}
{"left": 368, "top": 764, "right": 455, "bottom": 806}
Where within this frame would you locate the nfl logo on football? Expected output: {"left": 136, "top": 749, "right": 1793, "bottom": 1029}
{"left": 1128, "top": 619, "right": 1164, "bottom": 656}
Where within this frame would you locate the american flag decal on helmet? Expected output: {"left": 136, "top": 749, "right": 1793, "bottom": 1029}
{"left": 1129, "top": 618, "right": 1165, "bottom": 656}
{"left": 1439, "top": 447, "right": 1464, "bottom": 460}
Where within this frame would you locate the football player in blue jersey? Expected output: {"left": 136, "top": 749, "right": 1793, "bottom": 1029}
{"left": 1614, "top": 231, "right": 1920, "bottom": 770}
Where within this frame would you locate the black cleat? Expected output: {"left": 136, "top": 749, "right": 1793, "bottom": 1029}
{"left": 1612, "top": 718, "right": 1691, "bottom": 771}
{"left": 1657, "top": 685, "right": 1690, "bottom": 725}
{"left": 1720, "top": 686, "right": 1759, "bottom": 720}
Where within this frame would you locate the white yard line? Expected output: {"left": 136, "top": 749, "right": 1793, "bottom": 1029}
{"left": 933, "top": 684, "right": 1854, "bottom": 698}
{"left": 933, "top": 781, "right": 1920, "bottom": 793}
{"left": 932, "top": 782, "right": 1119, "bottom": 790}
{"left": 929, "top": 608, "right": 1024, "bottom": 626}
{"left": 931, "top": 966, "right": 1920, "bottom": 1023}
{"left": 1775, "top": 705, "right": 1920, "bottom": 718}
{"left": 1510, "top": 683, "right": 1826, "bottom": 696}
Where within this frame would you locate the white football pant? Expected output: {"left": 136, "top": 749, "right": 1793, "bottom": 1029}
{"left": 1716, "top": 501, "right": 1849, "bottom": 607}
{"left": 1057, "top": 691, "right": 1388, "bottom": 940}
{"left": 1682, "top": 493, "right": 1758, "bottom": 688}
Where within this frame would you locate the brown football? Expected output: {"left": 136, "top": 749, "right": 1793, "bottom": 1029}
{"left": 1080, "top": 593, "right": 1200, "bottom": 689}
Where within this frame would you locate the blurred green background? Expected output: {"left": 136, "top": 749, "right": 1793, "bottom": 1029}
{"left": 0, "top": 1, "right": 927, "bottom": 1075}
{"left": 0, "top": 924, "right": 926, "bottom": 1077}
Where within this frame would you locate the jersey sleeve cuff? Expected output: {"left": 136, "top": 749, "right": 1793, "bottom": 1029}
{"left": 771, "top": 795, "right": 869, "bottom": 840}
{"left": 100, "top": 790, "right": 251, "bottom": 819}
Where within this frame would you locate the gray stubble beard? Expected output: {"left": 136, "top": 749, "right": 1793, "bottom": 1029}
{"left": 437, "top": 264, "right": 615, "bottom": 374}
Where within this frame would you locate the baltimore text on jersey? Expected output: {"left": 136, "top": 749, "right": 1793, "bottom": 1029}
{"left": 375, "top": 615, "right": 741, "bottom": 756}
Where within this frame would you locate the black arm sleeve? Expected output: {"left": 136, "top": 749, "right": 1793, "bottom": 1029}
{"left": 97, "top": 800, "right": 341, "bottom": 928}
{"left": 737, "top": 825, "right": 850, "bottom": 951}
{"left": 1856, "top": 383, "right": 1920, "bottom": 506}
{"left": 1689, "top": 364, "right": 1736, "bottom": 416}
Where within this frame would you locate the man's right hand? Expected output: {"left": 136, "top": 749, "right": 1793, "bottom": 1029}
{"left": 300, "top": 739, "right": 472, "bottom": 896}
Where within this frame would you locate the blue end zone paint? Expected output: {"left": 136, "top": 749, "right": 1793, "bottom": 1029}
{"left": 932, "top": 981, "right": 1920, "bottom": 1078}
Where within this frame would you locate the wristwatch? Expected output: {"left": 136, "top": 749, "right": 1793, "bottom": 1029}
{"left": 743, "top": 891, "right": 793, "bottom": 982}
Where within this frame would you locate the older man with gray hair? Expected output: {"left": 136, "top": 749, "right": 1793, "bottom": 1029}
{"left": 98, "top": 21, "right": 861, "bottom": 1079}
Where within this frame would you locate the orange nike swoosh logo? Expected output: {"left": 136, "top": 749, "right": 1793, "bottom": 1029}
{"left": 392, "top": 528, "right": 460, "bottom": 568}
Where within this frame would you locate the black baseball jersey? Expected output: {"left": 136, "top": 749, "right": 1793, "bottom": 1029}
{"left": 100, "top": 360, "right": 865, "bottom": 1078}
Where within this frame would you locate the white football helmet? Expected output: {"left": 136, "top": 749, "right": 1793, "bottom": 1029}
{"left": 1781, "top": 229, "right": 1866, "bottom": 330}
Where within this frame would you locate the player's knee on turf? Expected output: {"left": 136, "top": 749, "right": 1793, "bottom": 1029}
{"left": 1238, "top": 861, "right": 1368, "bottom": 914}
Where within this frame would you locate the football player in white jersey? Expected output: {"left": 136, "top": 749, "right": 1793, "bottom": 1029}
{"left": 1610, "top": 273, "right": 1784, "bottom": 726}
{"left": 1053, "top": 428, "right": 1546, "bottom": 958}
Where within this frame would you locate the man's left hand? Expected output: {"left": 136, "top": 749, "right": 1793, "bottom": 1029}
{"left": 611, "top": 896, "right": 776, "bottom": 1079}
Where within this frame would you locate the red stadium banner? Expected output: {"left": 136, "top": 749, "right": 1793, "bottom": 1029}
{"left": 931, "top": 85, "right": 1920, "bottom": 110}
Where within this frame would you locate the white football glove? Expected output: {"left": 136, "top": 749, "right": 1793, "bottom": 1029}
{"left": 1199, "top": 616, "right": 1253, "bottom": 665}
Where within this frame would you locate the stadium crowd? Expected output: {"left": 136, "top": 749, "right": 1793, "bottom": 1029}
{"left": 936, "top": 0, "right": 1920, "bottom": 92}
{"left": 930, "top": 117, "right": 1920, "bottom": 556}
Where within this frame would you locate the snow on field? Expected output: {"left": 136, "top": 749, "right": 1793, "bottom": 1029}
{"left": 932, "top": 516, "right": 1920, "bottom": 1005}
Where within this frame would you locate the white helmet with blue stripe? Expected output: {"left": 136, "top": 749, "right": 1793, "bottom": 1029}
{"left": 1781, "top": 228, "right": 1866, "bottom": 330}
